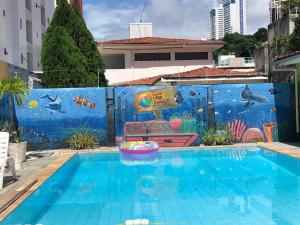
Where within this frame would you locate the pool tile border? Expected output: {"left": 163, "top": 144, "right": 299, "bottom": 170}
{"left": 0, "top": 151, "right": 75, "bottom": 221}
{"left": 258, "top": 142, "right": 300, "bottom": 158}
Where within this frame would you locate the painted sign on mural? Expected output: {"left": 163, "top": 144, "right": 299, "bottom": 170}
{"left": 134, "top": 88, "right": 179, "bottom": 112}
{"left": 13, "top": 88, "right": 107, "bottom": 149}
{"left": 115, "top": 83, "right": 295, "bottom": 147}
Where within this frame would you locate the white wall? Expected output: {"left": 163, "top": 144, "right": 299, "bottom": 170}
{"left": 0, "top": 0, "right": 26, "bottom": 69}
{"left": 100, "top": 46, "right": 215, "bottom": 84}
{"left": 0, "top": 0, "right": 55, "bottom": 73}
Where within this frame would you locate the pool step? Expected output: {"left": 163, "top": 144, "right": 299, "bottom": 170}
{"left": 125, "top": 219, "right": 149, "bottom": 225}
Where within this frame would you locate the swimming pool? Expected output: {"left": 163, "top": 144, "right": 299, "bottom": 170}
{"left": 2, "top": 147, "right": 300, "bottom": 225}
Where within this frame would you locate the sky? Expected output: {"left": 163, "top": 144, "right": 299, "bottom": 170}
{"left": 83, "top": 0, "right": 270, "bottom": 41}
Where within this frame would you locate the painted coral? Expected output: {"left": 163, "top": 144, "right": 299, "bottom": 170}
{"left": 228, "top": 120, "right": 247, "bottom": 142}
{"left": 242, "top": 128, "right": 265, "bottom": 143}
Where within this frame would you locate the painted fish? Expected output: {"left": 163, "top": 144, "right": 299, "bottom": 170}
{"left": 241, "top": 85, "right": 269, "bottom": 107}
{"left": 271, "top": 108, "right": 277, "bottom": 112}
{"left": 175, "top": 91, "right": 184, "bottom": 104}
{"left": 208, "top": 101, "right": 213, "bottom": 105}
{"left": 189, "top": 91, "right": 200, "bottom": 96}
{"left": 73, "top": 96, "right": 96, "bottom": 109}
{"left": 198, "top": 108, "right": 204, "bottom": 113}
{"left": 28, "top": 100, "right": 38, "bottom": 109}
{"left": 90, "top": 103, "right": 96, "bottom": 109}
{"left": 213, "top": 90, "right": 219, "bottom": 94}
{"left": 268, "top": 88, "right": 281, "bottom": 95}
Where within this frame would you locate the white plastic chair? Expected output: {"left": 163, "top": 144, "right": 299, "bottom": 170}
{"left": 0, "top": 132, "right": 17, "bottom": 189}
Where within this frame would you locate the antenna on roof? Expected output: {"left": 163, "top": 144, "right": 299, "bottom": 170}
{"left": 139, "top": 1, "right": 148, "bottom": 23}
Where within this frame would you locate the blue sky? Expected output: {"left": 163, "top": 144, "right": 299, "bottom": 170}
{"left": 83, "top": 0, "right": 269, "bottom": 41}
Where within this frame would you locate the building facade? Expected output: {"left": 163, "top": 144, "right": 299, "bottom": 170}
{"left": 210, "top": 5, "right": 224, "bottom": 40}
{"left": 0, "top": 0, "right": 82, "bottom": 82}
{"left": 98, "top": 24, "right": 224, "bottom": 85}
{"left": 0, "top": 0, "right": 56, "bottom": 79}
{"left": 99, "top": 38, "right": 223, "bottom": 85}
{"left": 269, "top": 0, "right": 284, "bottom": 23}
{"left": 223, "top": 0, "right": 247, "bottom": 35}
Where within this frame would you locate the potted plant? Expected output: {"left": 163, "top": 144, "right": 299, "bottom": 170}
{"left": 0, "top": 77, "right": 28, "bottom": 162}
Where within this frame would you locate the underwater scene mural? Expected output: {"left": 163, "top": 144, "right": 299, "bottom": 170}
{"left": 115, "top": 83, "right": 296, "bottom": 146}
{"left": 0, "top": 83, "right": 296, "bottom": 149}
{"left": 13, "top": 88, "right": 107, "bottom": 149}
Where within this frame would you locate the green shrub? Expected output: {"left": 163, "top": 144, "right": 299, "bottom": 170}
{"left": 215, "top": 129, "right": 234, "bottom": 145}
{"left": 202, "top": 127, "right": 234, "bottom": 146}
{"left": 67, "top": 131, "right": 97, "bottom": 150}
{"left": 202, "top": 128, "right": 216, "bottom": 146}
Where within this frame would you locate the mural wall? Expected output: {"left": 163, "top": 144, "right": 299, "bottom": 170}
{"left": 13, "top": 88, "right": 107, "bottom": 149}
{"left": 0, "top": 83, "right": 296, "bottom": 149}
{"left": 115, "top": 83, "right": 295, "bottom": 146}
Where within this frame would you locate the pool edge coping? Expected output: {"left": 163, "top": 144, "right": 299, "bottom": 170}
{"left": 0, "top": 151, "right": 76, "bottom": 222}
{"left": 258, "top": 142, "right": 300, "bottom": 159}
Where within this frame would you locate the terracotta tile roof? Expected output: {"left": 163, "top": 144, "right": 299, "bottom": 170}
{"left": 99, "top": 37, "right": 223, "bottom": 46}
{"left": 163, "top": 67, "right": 258, "bottom": 79}
{"left": 113, "top": 76, "right": 161, "bottom": 86}
{"left": 275, "top": 51, "right": 300, "bottom": 61}
{"left": 112, "top": 67, "right": 262, "bottom": 86}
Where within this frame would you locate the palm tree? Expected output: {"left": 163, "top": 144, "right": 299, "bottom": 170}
{"left": 0, "top": 77, "right": 28, "bottom": 142}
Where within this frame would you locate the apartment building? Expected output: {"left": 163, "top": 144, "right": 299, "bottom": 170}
{"left": 0, "top": 0, "right": 56, "bottom": 80}
{"left": 210, "top": 4, "right": 225, "bottom": 40}
{"left": 0, "top": 0, "right": 82, "bottom": 82}
{"left": 223, "top": 0, "right": 247, "bottom": 35}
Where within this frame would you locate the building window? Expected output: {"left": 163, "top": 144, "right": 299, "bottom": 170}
{"left": 103, "top": 54, "right": 125, "bottom": 69}
{"left": 175, "top": 52, "right": 209, "bottom": 61}
{"left": 3, "top": 10, "right": 6, "bottom": 17}
{"left": 4, "top": 48, "right": 8, "bottom": 55}
{"left": 20, "top": 18, "right": 22, "bottom": 30}
{"left": 25, "top": 0, "right": 31, "bottom": 11}
{"left": 135, "top": 53, "right": 171, "bottom": 61}
{"left": 37, "top": 33, "right": 39, "bottom": 38}
{"left": 41, "top": 6, "right": 45, "bottom": 26}
{"left": 21, "top": 53, "right": 24, "bottom": 64}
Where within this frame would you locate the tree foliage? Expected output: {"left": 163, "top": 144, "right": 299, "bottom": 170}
{"left": 41, "top": 0, "right": 107, "bottom": 87}
{"left": 289, "top": 16, "right": 300, "bottom": 52}
{"left": 282, "top": 0, "right": 300, "bottom": 13}
{"left": 213, "top": 28, "right": 268, "bottom": 62}
{"left": 41, "top": 26, "right": 94, "bottom": 88}
{"left": 0, "top": 77, "right": 28, "bottom": 142}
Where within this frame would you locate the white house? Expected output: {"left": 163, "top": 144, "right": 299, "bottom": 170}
{"left": 98, "top": 23, "right": 224, "bottom": 85}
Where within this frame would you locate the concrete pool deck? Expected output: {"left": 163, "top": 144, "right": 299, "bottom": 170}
{"left": 1, "top": 142, "right": 300, "bottom": 221}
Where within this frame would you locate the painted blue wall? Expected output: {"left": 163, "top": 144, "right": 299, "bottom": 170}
{"left": 115, "top": 83, "right": 295, "bottom": 144}
{"left": 14, "top": 88, "right": 107, "bottom": 149}
{"left": 0, "top": 83, "right": 296, "bottom": 149}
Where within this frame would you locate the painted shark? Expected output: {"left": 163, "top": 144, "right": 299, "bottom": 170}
{"left": 241, "top": 85, "right": 269, "bottom": 107}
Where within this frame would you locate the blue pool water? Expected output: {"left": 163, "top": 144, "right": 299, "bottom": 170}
{"left": 3, "top": 147, "right": 300, "bottom": 225}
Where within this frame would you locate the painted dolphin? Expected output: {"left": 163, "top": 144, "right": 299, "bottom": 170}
{"left": 241, "top": 85, "right": 269, "bottom": 107}
{"left": 40, "top": 94, "right": 65, "bottom": 114}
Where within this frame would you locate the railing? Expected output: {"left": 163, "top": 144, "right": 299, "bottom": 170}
{"left": 245, "top": 57, "right": 254, "bottom": 64}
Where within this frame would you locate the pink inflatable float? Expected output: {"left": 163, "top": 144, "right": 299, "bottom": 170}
{"left": 119, "top": 141, "right": 160, "bottom": 154}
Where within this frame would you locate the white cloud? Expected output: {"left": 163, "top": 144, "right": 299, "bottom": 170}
{"left": 84, "top": 0, "right": 270, "bottom": 41}
{"left": 247, "top": 0, "right": 270, "bottom": 34}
